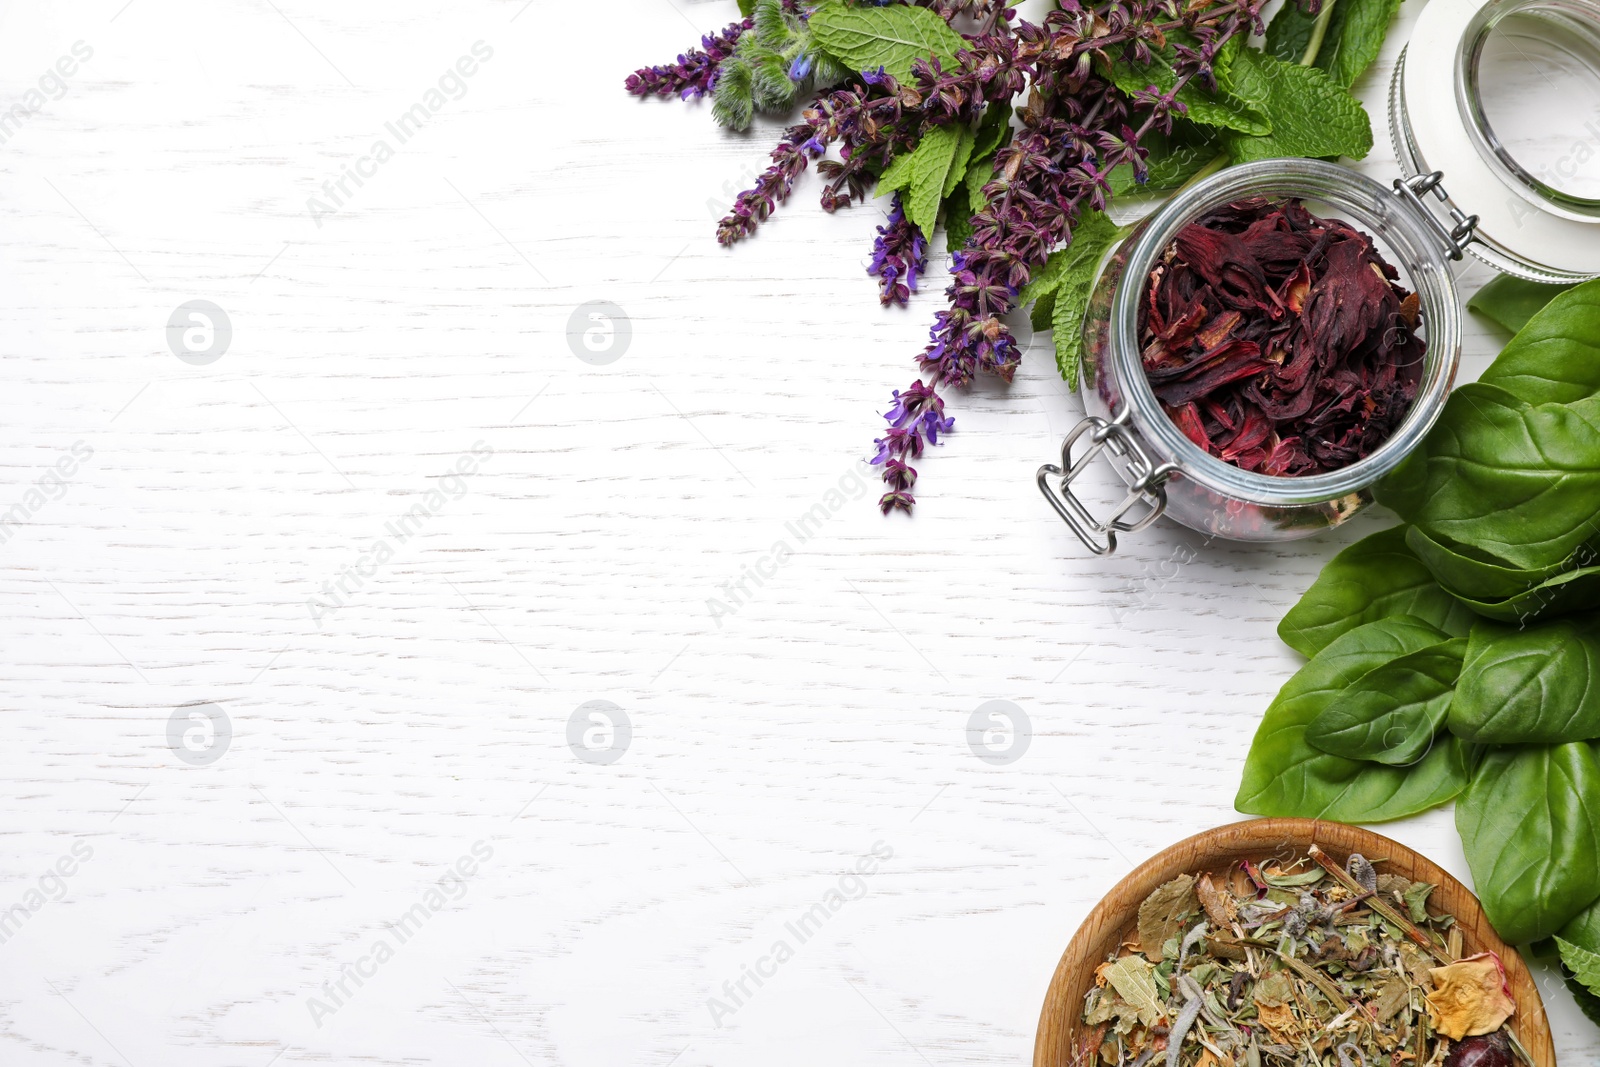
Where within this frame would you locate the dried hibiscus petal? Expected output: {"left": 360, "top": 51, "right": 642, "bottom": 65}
{"left": 1140, "top": 197, "right": 1424, "bottom": 477}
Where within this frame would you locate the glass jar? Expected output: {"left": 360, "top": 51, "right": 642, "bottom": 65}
{"left": 1037, "top": 160, "right": 1463, "bottom": 553}
{"left": 1039, "top": 0, "right": 1600, "bottom": 554}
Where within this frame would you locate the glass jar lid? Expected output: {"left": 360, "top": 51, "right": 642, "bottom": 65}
{"left": 1391, "top": 0, "right": 1600, "bottom": 281}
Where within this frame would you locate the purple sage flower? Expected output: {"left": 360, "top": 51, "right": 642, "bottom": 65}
{"left": 625, "top": 18, "right": 750, "bottom": 100}
{"left": 868, "top": 195, "right": 928, "bottom": 307}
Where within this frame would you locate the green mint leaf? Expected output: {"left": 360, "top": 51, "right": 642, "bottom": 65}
{"left": 1277, "top": 525, "right": 1475, "bottom": 658}
{"left": 944, "top": 189, "right": 974, "bottom": 254}
{"left": 1108, "top": 144, "right": 1217, "bottom": 197}
{"left": 1223, "top": 48, "right": 1373, "bottom": 163}
{"left": 965, "top": 144, "right": 997, "bottom": 214}
{"left": 1265, "top": 0, "right": 1319, "bottom": 62}
{"left": 808, "top": 1, "right": 965, "bottom": 82}
{"left": 885, "top": 123, "right": 975, "bottom": 237}
{"left": 1567, "top": 969, "right": 1600, "bottom": 1029}
{"left": 1558, "top": 937, "right": 1600, "bottom": 1000}
{"left": 953, "top": 104, "right": 1013, "bottom": 237}
{"left": 969, "top": 101, "right": 1012, "bottom": 165}
{"left": 1047, "top": 215, "right": 1122, "bottom": 388}
{"left": 876, "top": 148, "right": 918, "bottom": 197}
{"left": 941, "top": 123, "right": 977, "bottom": 200}
{"left": 1456, "top": 743, "right": 1600, "bottom": 944}
{"left": 1235, "top": 616, "right": 1474, "bottom": 823}
{"left": 1016, "top": 212, "right": 1121, "bottom": 385}
{"left": 1019, "top": 211, "right": 1117, "bottom": 305}
{"left": 1030, "top": 290, "right": 1057, "bottom": 334}
{"left": 1266, "top": 0, "right": 1403, "bottom": 87}
{"left": 1107, "top": 54, "right": 1270, "bottom": 136}
{"left": 738, "top": 0, "right": 757, "bottom": 14}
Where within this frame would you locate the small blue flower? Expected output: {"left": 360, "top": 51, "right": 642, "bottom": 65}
{"left": 789, "top": 52, "right": 814, "bottom": 81}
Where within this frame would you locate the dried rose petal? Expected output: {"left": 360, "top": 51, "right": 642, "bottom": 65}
{"left": 1427, "top": 952, "right": 1517, "bottom": 1040}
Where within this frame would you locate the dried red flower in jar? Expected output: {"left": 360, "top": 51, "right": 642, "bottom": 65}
{"left": 1140, "top": 197, "right": 1425, "bottom": 477}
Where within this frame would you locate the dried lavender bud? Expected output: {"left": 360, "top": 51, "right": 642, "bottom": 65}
{"left": 1348, "top": 853, "right": 1378, "bottom": 893}
{"left": 1443, "top": 1031, "right": 1515, "bottom": 1067}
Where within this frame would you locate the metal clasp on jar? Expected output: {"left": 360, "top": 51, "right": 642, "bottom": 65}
{"left": 1393, "top": 171, "right": 1479, "bottom": 260}
{"left": 1037, "top": 408, "right": 1180, "bottom": 556}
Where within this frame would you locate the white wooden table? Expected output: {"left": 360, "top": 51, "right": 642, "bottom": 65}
{"left": 1, "top": 0, "right": 1593, "bottom": 1063}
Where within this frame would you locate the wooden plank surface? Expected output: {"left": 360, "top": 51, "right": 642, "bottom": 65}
{"left": 0, "top": 0, "right": 1594, "bottom": 1063}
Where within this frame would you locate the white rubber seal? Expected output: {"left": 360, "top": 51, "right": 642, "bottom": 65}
{"left": 1400, "top": 0, "right": 1600, "bottom": 277}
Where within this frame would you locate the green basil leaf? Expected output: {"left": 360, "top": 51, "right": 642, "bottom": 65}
{"left": 1236, "top": 616, "right": 1474, "bottom": 822}
{"left": 1557, "top": 936, "right": 1600, "bottom": 1000}
{"left": 1468, "top": 274, "right": 1582, "bottom": 340}
{"left": 1406, "top": 525, "right": 1566, "bottom": 604}
{"left": 1455, "top": 564, "right": 1600, "bottom": 625}
{"left": 1430, "top": 571, "right": 1600, "bottom": 626}
{"left": 1450, "top": 617, "right": 1600, "bottom": 745}
{"left": 1222, "top": 49, "right": 1373, "bottom": 163}
{"left": 807, "top": 2, "right": 965, "bottom": 82}
{"left": 1561, "top": 892, "right": 1600, "bottom": 953}
{"left": 1456, "top": 743, "right": 1600, "bottom": 944}
{"left": 1409, "top": 526, "right": 1600, "bottom": 622}
{"left": 1265, "top": 0, "right": 1403, "bottom": 87}
{"left": 1277, "top": 526, "right": 1475, "bottom": 657}
{"left": 1107, "top": 55, "right": 1270, "bottom": 136}
{"left": 1377, "top": 384, "right": 1600, "bottom": 572}
{"left": 1305, "top": 637, "right": 1466, "bottom": 765}
{"left": 1476, "top": 277, "right": 1600, "bottom": 405}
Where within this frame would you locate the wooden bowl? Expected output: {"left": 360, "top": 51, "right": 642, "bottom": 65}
{"left": 1034, "top": 818, "right": 1556, "bottom": 1067}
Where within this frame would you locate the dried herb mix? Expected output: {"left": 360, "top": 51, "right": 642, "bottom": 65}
{"left": 1141, "top": 197, "right": 1424, "bottom": 477}
{"left": 1080, "top": 845, "right": 1527, "bottom": 1067}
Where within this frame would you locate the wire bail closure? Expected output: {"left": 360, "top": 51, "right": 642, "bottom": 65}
{"left": 1393, "top": 171, "right": 1479, "bottom": 260}
{"left": 1036, "top": 407, "right": 1178, "bottom": 556}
